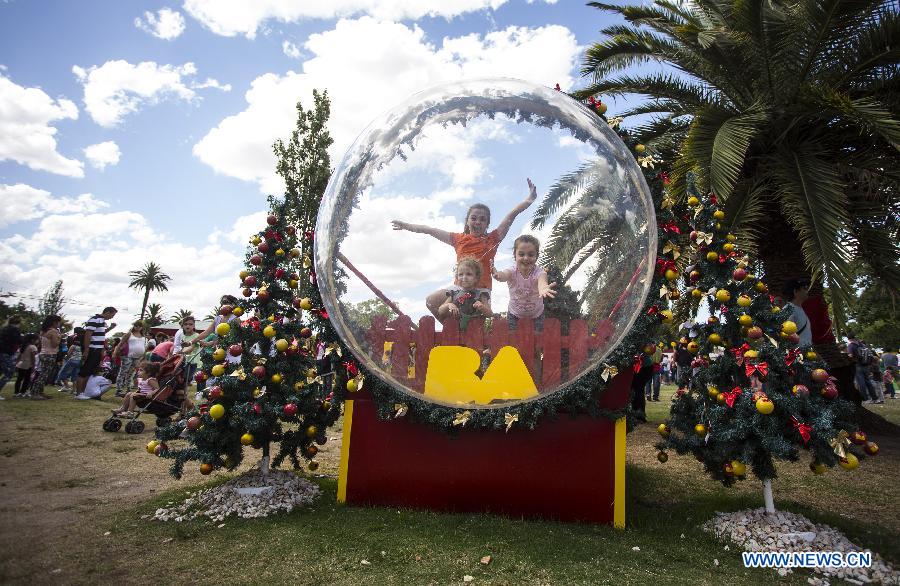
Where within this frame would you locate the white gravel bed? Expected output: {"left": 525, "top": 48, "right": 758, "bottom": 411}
{"left": 152, "top": 469, "right": 321, "bottom": 523}
{"left": 703, "top": 508, "right": 899, "bottom": 584}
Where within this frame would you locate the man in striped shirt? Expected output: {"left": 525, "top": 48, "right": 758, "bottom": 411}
{"left": 75, "top": 307, "right": 117, "bottom": 394}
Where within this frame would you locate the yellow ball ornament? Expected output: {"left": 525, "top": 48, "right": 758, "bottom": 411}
{"left": 289, "top": 279, "right": 298, "bottom": 289}
{"left": 691, "top": 288, "right": 704, "bottom": 299}
{"left": 722, "top": 243, "right": 735, "bottom": 253}
{"left": 706, "top": 251, "right": 719, "bottom": 262}
{"left": 294, "top": 381, "right": 305, "bottom": 391}
{"left": 755, "top": 397, "right": 774, "bottom": 414}
{"left": 737, "top": 295, "right": 752, "bottom": 307}
{"left": 306, "top": 425, "right": 318, "bottom": 438}
{"left": 212, "top": 348, "right": 226, "bottom": 361}
{"left": 694, "top": 423, "right": 707, "bottom": 436}
{"left": 739, "top": 314, "right": 753, "bottom": 326}
{"left": 713, "top": 210, "right": 725, "bottom": 220}
{"left": 299, "top": 298, "right": 313, "bottom": 310}
{"left": 275, "top": 338, "right": 289, "bottom": 352}
{"left": 232, "top": 307, "right": 244, "bottom": 317}
{"left": 781, "top": 321, "right": 798, "bottom": 335}
{"left": 708, "top": 386, "right": 719, "bottom": 398}
{"left": 664, "top": 269, "right": 679, "bottom": 281}
{"left": 715, "top": 289, "right": 731, "bottom": 302}
{"left": 810, "top": 462, "right": 827, "bottom": 475}
{"left": 275, "top": 248, "right": 285, "bottom": 256}
{"left": 270, "top": 373, "right": 282, "bottom": 384}
{"left": 209, "top": 404, "right": 225, "bottom": 420}
{"left": 708, "top": 333, "right": 722, "bottom": 345}
{"left": 658, "top": 423, "right": 670, "bottom": 437}
{"left": 215, "top": 322, "right": 231, "bottom": 336}
{"left": 210, "top": 364, "right": 225, "bottom": 377}
{"left": 263, "top": 325, "right": 276, "bottom": 338}
{"left": 146, "top": 440, "right": 160, "bottom": 454}
{"left": 726, "top": 234, "right": 736, "bottom": 242}
{"left": 635, "top": 143, "right": 646, "bottom": 153}
{"left": 660, "top": 309, "right": 673, "bottom": 323}
{"left": 839, "top": 453, "right": 859, "bottom": 470}
{"left": 347, "top": 378, "right": 358, "bottom": 392}
{"left": 240, "top": 433, "right": 254, "bottom": 446}
{"left": 805, "top": 351, "right": 818, "bottom": 361}
{"left": 687, "top": 196, "right": 699, "bottom": 207}
{"left": 731, "top": 461, "right": 746, "bottom": 477}
{"left": 687, "top": 341, "right": 699, "bottom": 353}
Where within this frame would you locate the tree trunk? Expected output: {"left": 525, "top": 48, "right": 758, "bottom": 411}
{"left": 140, "top": 288, "right": 150, "bottom": 321}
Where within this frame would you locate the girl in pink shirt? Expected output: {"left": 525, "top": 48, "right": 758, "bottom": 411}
{"left": 112, "top": 362, "right": 160, "bottom": 416}
{"left": 492, "top": 235, "right": 556, "bottom": 331}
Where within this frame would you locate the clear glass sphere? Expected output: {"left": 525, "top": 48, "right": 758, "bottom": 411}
{"left": 316, "top": 78, "right": 656, "bottom": 408}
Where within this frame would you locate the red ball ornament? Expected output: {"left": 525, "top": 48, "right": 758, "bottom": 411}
{"left": 811, "top": 368, "right": 829, "bottom": 383}
{"left": 186, "top": 416, "right": 201, "bottom": 430}
{"left": 689, "top": 230, "right": 698, "bottom": 242}
{"left": 292, "top": 297, "right": 303, "bottom": 309}
{"left": 154, "top": 442, "right": 168, "bottom": 456}
{"left": 283, "top": 403, "right": 298, "bottom": 417}
{"left": 257, "top": 241, "right": 270, "bottom": 254}
{"left": 864, "top": 441, "right": 879, "bottom": 456}
{"left": 208, "top": 386, "right": 223, "bottom": 400}
{"left": 300, "top": 327, "right": 312, "bottom": 339}
{"left": 820, "top": 385, "right": 838, "bottom": 400}
{"left": 257, "top": 289, "right": 271, "bottom": 303}
{"left": 267, "top": 214, "right": 278, "bottom": 225}
{"left": 228, "top": 344, "right": 242, "bottom": 357}
{"left": 253, "top": 403, "right": 263, "bottom": 414}
{"left": 791, "top": 384, "right": 809, "bottom": 397}
{"left": 194, "top": 370, "right": 207, "bottom": 382}
{"left": 250, "top": 254, "right": 263, "bottom": 266}
{"left": 787, "top": 333, "right": 800, "bottom": 345}
{"left": 286, "top": 226, "right": 296, "bottom": 235}
{"left": 275, "top": 268, "right": 286, "bottom": 279}
{"left": 219, "top": 304, "right": 234, "bottom": 316}
{"left": 850, "top": 430, "right": 868, "bottom": 445}
{"left": 252, "top": 365, "right": 266, "bottom": 379}
{"left": 732, "top": 268, "right": 747, "bottom": 281}
{"left": 747, "top": 326, "right": 763, "bottom": 340}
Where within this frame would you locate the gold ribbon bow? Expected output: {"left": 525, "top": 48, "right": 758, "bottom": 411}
{"left": 325, "top": 342, "right": 342, "bottom": 358}
{"left": 661, "top": 196, "right": 674, "bottom": 210}
{"left": 303, "top": 255, "right": 312, "bottom": 269}
{"left": 393, "top": 403, "right": 408, "bottom": 418}
{"left": 504, "top": 413, "right": 518, "bottom": 433}
{"left": 830, "top": 430, "right": 850, "bottom": 458}
{"left": 694, "top": 231, "right": 713, "bottom": 245}
{"left": 663, "top": 240, "right": 681, "bottom": 260}
{"left": 452, "top": 411, "right": 472, "bottom": 427}
{"left": 228, "top": 367, "right": 247, "bottom": 381}
{"left": 601, "top": 364, "right": 619, "bottom": 381}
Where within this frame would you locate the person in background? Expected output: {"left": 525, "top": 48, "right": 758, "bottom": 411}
{"left": 28, "top": 315, "right": 62, "bottom": 400}
{"left": 675, "top": 340, "right": 692, "bottom": 390}
{"left": 881, "top": 348, "right": 897, "bottom": 399}
{"left": 13, "top": 333, "right": 38, "bottom": 398}
{"left": 173, "top": 316, "right": 201, "bottom": 382}
{"left": 645, "top": 344, "right": 663, "bottom": 401}
{"left": 150, "top": 335, "right": 173, "bottom": 363}
{"left": 781, "top": 278, "right": 812, "bottom": 347}
{"left": 0, "top": 315, "right": 23, "bottom": 398}
{"left": 76, "top": 307, "right": 117, "bottom": 395}
{"left": 55, "top": 330, "right": 83, "bottom": 391}
{"left": 113, "top": 321, "right": 146, "bottom": 396}
{"left": 846, "top": 331, "right": 882, "bottom": 404}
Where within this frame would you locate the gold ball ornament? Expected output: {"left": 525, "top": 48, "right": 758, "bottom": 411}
{"left": 755, "top": 281, "right": 768, "bottom": 293}
{"left": 270, "top": 373, "right": 282, "bottom": 384}
{"left": 694, "top": 423, "right": 707, "bottom": 436}
{"left": 739, "top": 314, "right": 753, "bottom": 326}
{"left": 691, "top": 288, "right": 704, "bottom": 299}
{"left": 687, "top": 196, "right": 700, "bottom": 207}
{"left": 294, "top": 381, "right": 305, "bottom": 391}
{"left": 839, "top": 453, "right": 859, "bottom": 470}
{"left": 723, "top": 243, "right": 735, "bottom": 253}
{"left": 199, "top": 463, "right": 214, "bottom": 475}
{"left": 810, "top": 461, "right": 827, "bottom": 475}
{"left": 708, "top": 333, "right": 722, "bottom": 345}
{"left": 308, "top": 461, "right": 319, "bottom": 471}
{"left": 755, "top": 397, "right": 774, "bottom": 414}
{"left": 215, "top": 322, "right": 231, "bottom": 336}
{"left": 660, "top": 310, "right": 673, "bottom": 323}
{"left": 299, "top": 298, "right": 313, "bottom": 310}
{"left": 347, "top": 378, "right": 358, "bottom": 392}
{"left": 232, "top": 307, "right": 244, "bottom": 317}
{"left": 744, "top": 349, "right": 759, "bottom": 359}
{"left": 726, "top": 233, "right": 736, "bottom": 242}
{"left": 240, "top": 433, "right": 254, "bottom": 446}
{"left": 781, "top": 320, "right": 798, "bottom": 335}
{"left": 668, "top": 289, "right": 681, "bottom": 300}
{"left": 275, "top": 248, "right": 285, "bottom": 256}
{"left": 306, "top": 425, "right": 318, "bottom": 438}
{"left": 864, "top": 441, "right": 879, "bottom": 456}
{"left": 239, "top": 270, "right": 249, "bottom": 279}
{"left": 706, "top": 251, "right": 719, "bottom": 262}
{"left": 664, "top": 268, "right": 679, "bottom": 281}
{"left": 737, "top": 294, "right": 752, "bottom": 307}
{"left": 657, "top": 451, "right": 669, "bottom": 463}
{"left": 289, "top": 248, "right": 301, "bottom": 258}
{"left": 715, "top": 289, "right": 731, "bottom": 302}
{"left": 731, "top": 460, "right": 747, "bottom": 477}
{"left": 307, "top": 368, "right": 318, "bottom": 379}
{"left": 209, "top": 404, "right": 225, "bottom": 420}
{"left": 146, "top": 440, "right": 160, "bottom": 454}
{"left": 275, "top": 338, "right": 289, "bottom": 352}
{"left": 707, "top": 386, "right": 720, "bottom": 398}
{"left": 635, "top": 143, "right": 646, "bottom": 153}
{"left": 289, "top": 279, "right": 298, "bottom": 289}
{"left": 806, "top": 351, "right": 818, "bottom": 361}
{"left": 713, "top": 210, "right": 725, "bottom": 220}
{"left": 263, "top": 325, "right": 276, "bottom": 338}
{"left": 687, "top": 341, "right": 700, "bottom": 354}
{"left": 212, "top": 348, "right": 226, "bottom": 361}
{"left": 658, "top": 423, "right": 670, "bottom": 437}
{"left": 210, "top": 364, "right": 225, "bottom": 377}
{"left": 251, "top": 236, "right": 261, "bottom": 245}
{"left": 716, "top": 393, "right": 726, "bottom": 404}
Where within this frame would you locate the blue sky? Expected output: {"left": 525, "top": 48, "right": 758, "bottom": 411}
{"left": 0, "top": 0, "right": 647, "bottom": 328}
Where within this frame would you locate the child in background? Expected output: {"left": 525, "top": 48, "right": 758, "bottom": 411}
{"left": 13, "top": 334, "right": 38, "bottom": 398}
{"left": 492, "top": 235, "right": 556, "bottom": 331}
{"left": 112, "top": 362, "right": 160, "bottom": 416}
{"left": 392, "top": 178, "right": 539, "bottom": 319}
{"left": 438, "top": 257, "right": 492, "bottom": 329}
{"left": 882, "top": 368, "right": 895, "bottom": 399}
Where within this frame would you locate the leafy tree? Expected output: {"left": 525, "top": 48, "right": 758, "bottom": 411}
{"left": 576, "top": 0, "right": 900, "bottom": 327}
{"left": 345, "top": 299, "right": 393, "bottom": 330}
{"left": 38, "top": 280, "right": 65, "bottom": 319}
{"left": 0, "top": 299, "right": 41, "bottom": 334}
{"left": 848, "top": 280, "right": 900, "bottom": 350}
{"left": 170, "top": 308, "right": 194, "bottom": 324}
{"left": 128, "top": 262, "right": 172, "bottom": 320}
{"left": 145, "top": 303, "right": 165, "bottom": 328}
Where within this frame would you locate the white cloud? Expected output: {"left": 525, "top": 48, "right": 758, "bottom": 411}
{"left": 0, "top": 74, "right": 83, "bottom": 177}
{"left": 282, "top": 40, "right": 302, "bottom": 59}
{"left": 184, "top": 0, "right": 510, "bottom": 39}
{"left": 72, "top": 60, "right": 228, "bottom": 127}
{"left": 0, "top": 202, "right": 246, "bottom": 328}
{"left": 193, "top": 18, "right": 579, "bottom": 193}
{"left": 83, "top": 140, "right": 121, "bottom": 170}
{"left": 135, "top": 8, "right": 186, "bottom": 40}
{"left": 0, "top": 183, "right": 108, "bottom": 228}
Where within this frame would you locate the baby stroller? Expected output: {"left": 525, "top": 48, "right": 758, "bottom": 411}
{"left": 102, "top": 354, "right": 187, "bottom": 434}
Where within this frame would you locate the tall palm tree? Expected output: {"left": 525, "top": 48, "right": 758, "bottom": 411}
{"left": 128, "top": 262, "right": 172, "bottom": 321}
{"left": 145, "top": 303, "right": 166, "bottom": 328}
{"left": 170, "top": 308, "right": 194, "bottom": 324}
{"left": 575, "top": 0, "right": 900, "bottom": 326}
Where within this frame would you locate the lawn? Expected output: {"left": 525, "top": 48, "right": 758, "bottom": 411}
{"left": 0, "top": 384, "right": 897, "bottom": 585}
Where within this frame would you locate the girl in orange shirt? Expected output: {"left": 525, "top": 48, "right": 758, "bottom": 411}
{"left": 392, "top": 178, "right": 538, "bottom": 319}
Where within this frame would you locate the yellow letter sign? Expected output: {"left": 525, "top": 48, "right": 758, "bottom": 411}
{"left": 423, "top": 346, "right": 537, "bottom": 405}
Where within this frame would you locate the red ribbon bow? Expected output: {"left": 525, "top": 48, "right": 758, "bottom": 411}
{"left": 745, "top": 361, "right": 769, "bottom": 378}
{"left": 785, "top": 349, "right": 802, "bottom": 366}
{"left": 660, "top": 221, "right": 681, "bottom": 234}
{"left": 657, "top": 171, "right": 671, "bottom": 185}
{"left": 709, "top": 193, "right": 718, "bottom": 205}
{"left": 655, "top": 259, "right": 676, "bottom": 275}
{"left": 633, "top": 355, "right": 643, "bottom": 373}
{"left": 721, "top": 386, "right": 742, "bottom": 407}
{"left": 318, "top": 309, "right": 329, "bottom": 320}
{"left": 343, "top": 361, "right": 358, "bottom": 376}
{"left": 791, "top": 416, "right": 812, "bottom": 445}
{"left": 647, "top": 305, "right": 659, "bottom": 316}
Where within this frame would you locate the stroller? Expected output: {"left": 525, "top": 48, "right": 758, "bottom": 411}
{"left": 102, "top": 354, "right": 187, "bottom": 434}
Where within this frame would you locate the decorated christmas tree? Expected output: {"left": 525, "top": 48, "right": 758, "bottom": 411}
{"left": 652, "top": 175, "right": 877, "bottom": 509}
{"left": 153, "top": 91, "right": 352, "bottom": 479}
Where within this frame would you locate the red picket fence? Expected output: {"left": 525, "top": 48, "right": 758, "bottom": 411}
{"left": 366, "top": 315, "right": 616, "bottom": 392}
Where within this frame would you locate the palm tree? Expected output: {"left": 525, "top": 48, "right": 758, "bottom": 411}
{"left": 128, "top": 262, "right": 172, "bottom": 321}
{"left": 575, "top": 0, "right": 900, "bottom": 325}
{"left": 170, "top": 308, "right": 194, "bottom": 324}
{"left": 145, "top": 303, "right": 166, "bottom": 328}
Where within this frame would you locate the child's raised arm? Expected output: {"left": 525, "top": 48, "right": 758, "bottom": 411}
{"left": 391, "top": 220, "right": 454, "bottom": 246}
{"left": 491, "top": 265, "right": 512, "bottom": 282}
{"left": 494, "top": 178, "right": 538, "bottom": 240}
{"left": 538, "top": 271, "right": 557, "bottom": 299}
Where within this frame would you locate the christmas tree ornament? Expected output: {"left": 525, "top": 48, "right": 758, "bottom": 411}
{"left": 299, "top": 298, "right": 313, "bottom": 310}
{"left": 731, "top": 460, "right": 746, "bottom": 477}
{"left": 737, "top": 294, "right": 752, "bottom": 307}
{"left": 665, "top": 268, "right": 679, "bottom": 280}
{"left": 694, "top": 423, "right": 707, "bottom": 436}
{"left": 305, "top": 425, "right": 318, "bottom": 438}
{"left": 755, "top": 397, "right": 774, "bottom": 414}
{"left": 658, "top": 423, "right": 670, "bottom": 437}
{"left": 275, "top": 248, "right": 285, "bottom": 256}
{"left": 283, "top": 403, "right": 298, "bottom": 417}
{"left": 850, "top": 430, "right": 867, "bottom": 445}
{"left": 732, "top": 268, "right": 747, "bottom": 281}
{"left": 707, "top": 386, "right": 720, "bottom": 398}
{"left": 250, "top": 254, "right": 263, "bottom": 266}
{"left": 839, "top": 454, "right": 859, "bottom": 470}
{"left": 810, "top": 462, "right": 826, "bottom": 475}
{"left": 228, "top": 344, "right": 242, "bottom": 357}
{"left": 635, "top": 143, "right": 646, "bottom": 153}
{"left": 791, "top": 384, "right": 809, "bottom": 397}
{"left": 781, "top": 321, "right": 798, "bottom": 335}
{"left": 212, "top": 348, "right": 226, "bottom": 361}
{"left": 252, "top": 365, "right": 266, "bottom": 379}
{"left": 687, "top": 196, "right": 699, "bottom": 207}
{"left": 708, "top": 333, "right": 722, "bottom": 345}
{"left": 240, "top": 433, "right": 254, "bottom": 446}
{"left": 738, "top": 314, "right": 753, "bottom": 326}
{"left": 257, "top": 289, "right": 271, "bottom": 303}
{"left": 706, "top": 251, "right": 719, "bottom": 262}
{"left": 215, "top": 323, "right": 231, "bottom": 336}
{"left": 210, "top": 364, "right": 225, "bottom": 377}
{"left": 657, "top": 451, "right": 668, "bottom": 463}
{"left": 270, "top": 373, "right": 282, "bottom": 384}
{"left": 266, "top": 214, "right": 278, "bottom": 225}
{"left": 208, "top": 386, "right": 223, "bottom": 400}
{"left": 691, "top": 288, "right": 704, "bottom": 299}
{"left": 147, "top": 440, "right": 160, "bottom": 454}
{"left": 810, "top": 368, "right": 829, "bottom": 383}
{"left": 239, "top": 270, "right": 249, "bottom": 280}
{"left": 200, "top": 463, "right": 214, "bottom": 475}
{"left": 755, "top": 281, "right": 768, "bottom": 293}
{"left": 864, "top": 441, "right": 879, "bottom": 456}
{"left": 746, "top": 327, "right": 763, "bottom": 340}
{"left": 660, "top": 309, "right": 673, "bottom": 323}
{"left": 242, "top": 288, "right": 252, "bottom": 297}
{"left": 289, "top": 248, "right": 300, "bottom": 258}
{"left": 715, "top": 289, "right": 731, "bottom": 302}
{"left": 209, "top": 404, "right": 225, "bottom": 420}
{"left": 263, "top": 325, "right": 276, "bottom": 338}
{"left": 232, "top": 307, "right": 244, "bottom": 317}
{"left": 154, "top": 443, "right": 168, "bottom": 456}
{"left": 257, "top": 241, "right": 270, "bottom": 254}
{"left": 687, "top": 341, "right": 700, "bottom": 353}
{"left": 275, "top": 339, "right": 289, "bottom": 352}
{"left": 713, "top": 210, "right": 725, "bottom": 220}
